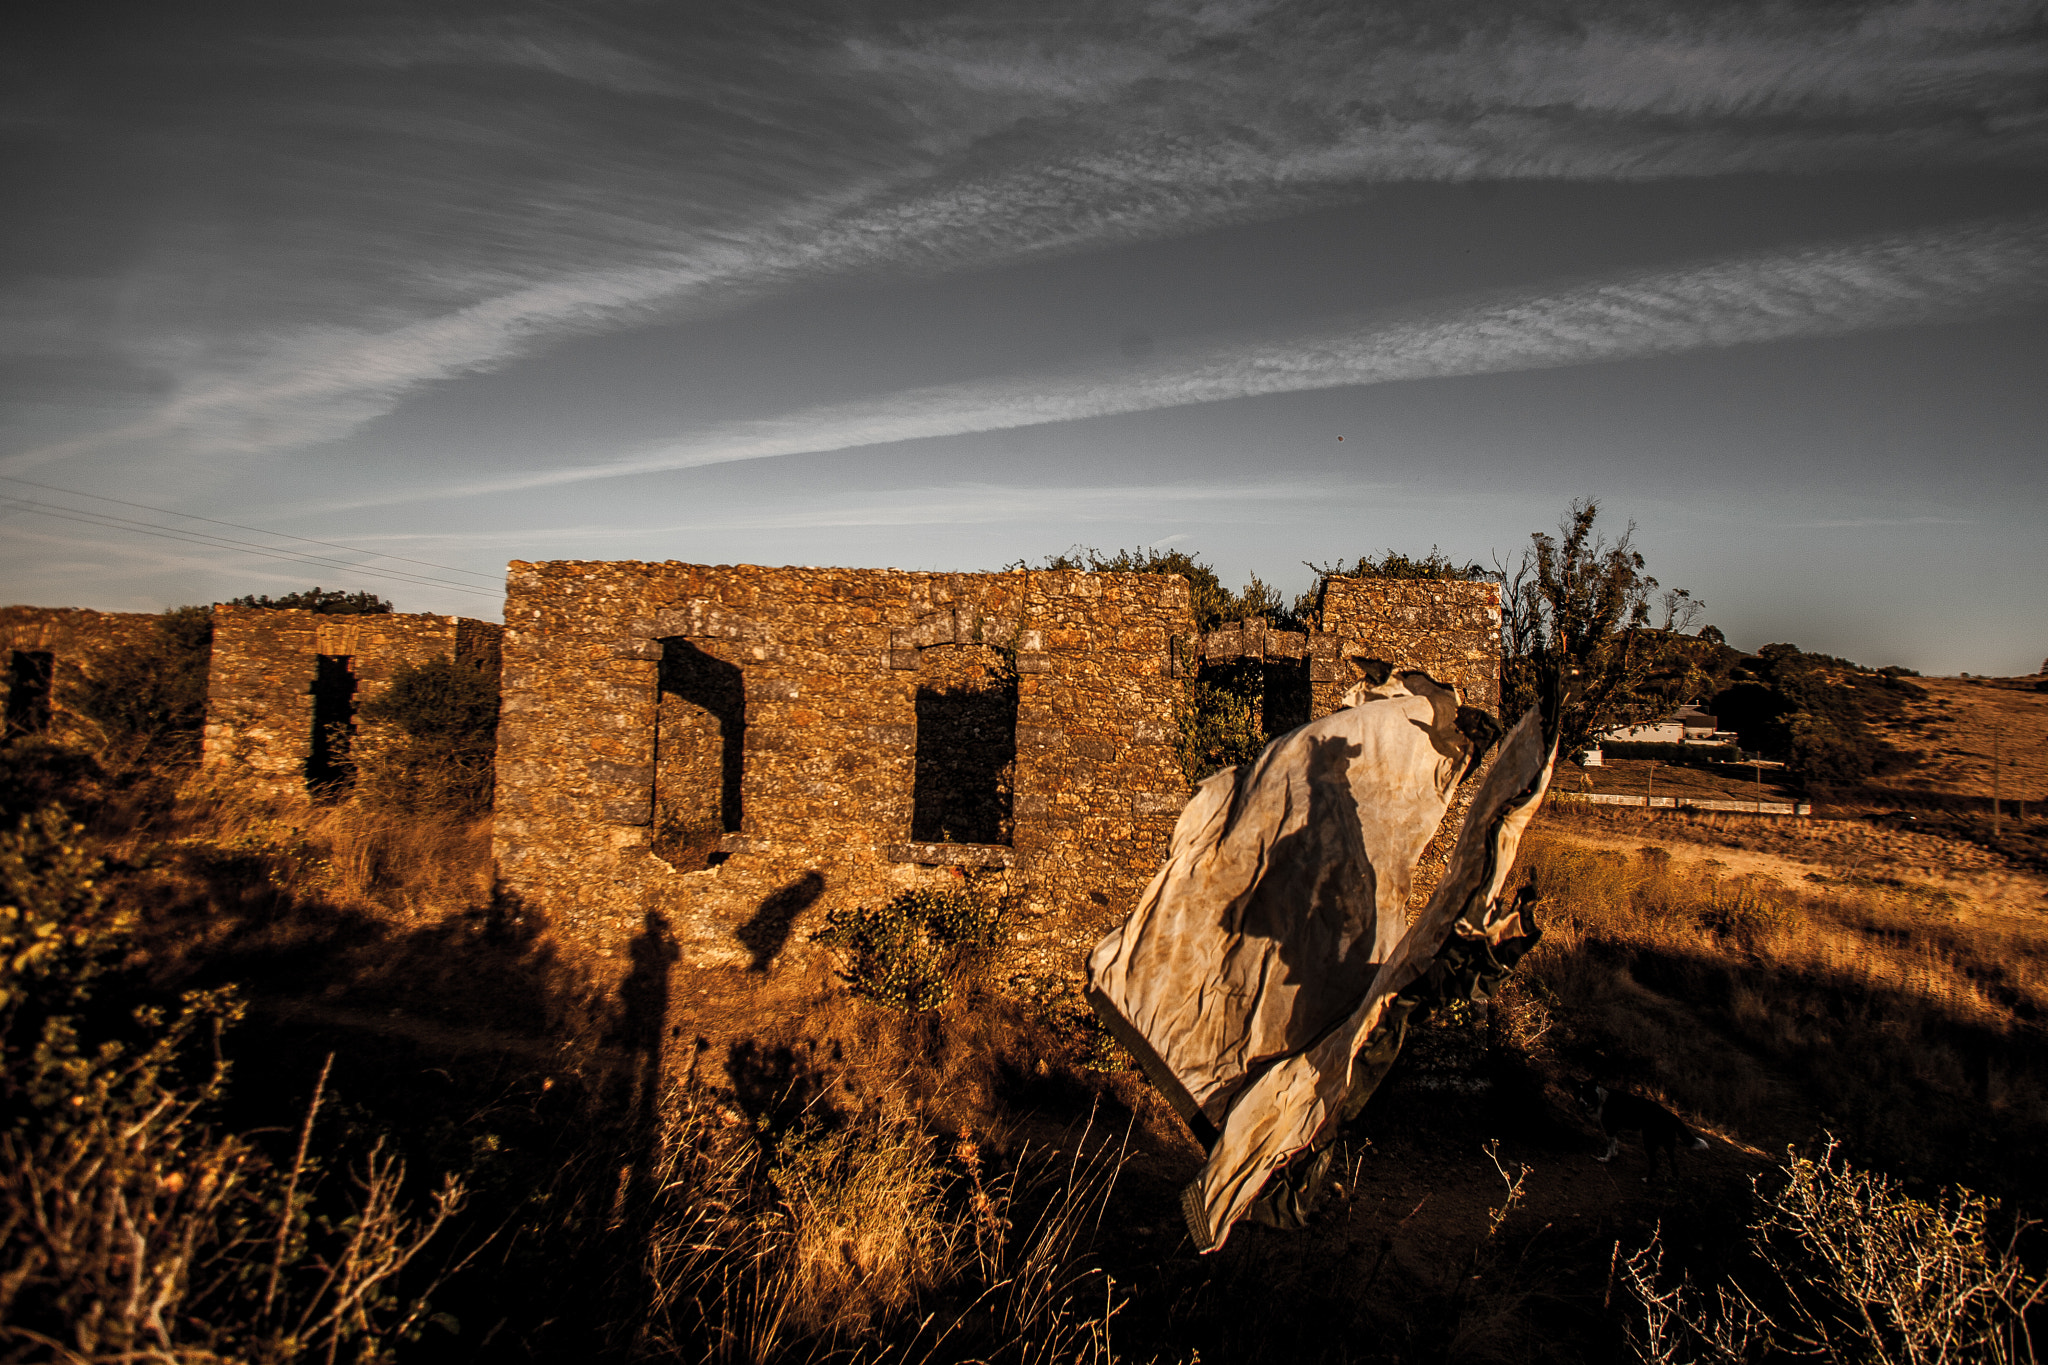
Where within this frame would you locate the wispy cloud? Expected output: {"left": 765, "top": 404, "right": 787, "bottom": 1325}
{"left": 332, "top": 479, "right": 1339, "bottom": 543}
{"left": 1772, "top": 516, "right": 1976, "bottom": 529}
{"left": 6, "top": 0, "right": 2044, "bottom": 474}
{"left": 336, "top": 211, "right": 2048, "bottom": 505}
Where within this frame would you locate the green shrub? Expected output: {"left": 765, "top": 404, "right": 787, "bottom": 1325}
{"left": 353, "top": 658, "right": 499, "bottom": 815}
{"left": 1177, "top": 675, "right": 1265, "bottom": 785}
{"left": 819, "top": 888, "right": 1002, "bottom": 1012}
{"left": 0, "top": 808, "right": 125, "bottom": 1020}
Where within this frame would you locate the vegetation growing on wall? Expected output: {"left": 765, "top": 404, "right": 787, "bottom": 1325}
{"left": 73, "top": 604, "right": 214, "bottom": 765}
{"left": 228, "top": 587, "right": 394, "bottom": 615}
{"left": 1022, "top": 545, "right": 1302, "bottom": 631}
{"left": 1307, "top": 546, "right": 1491, "bottom": 584}
{"left": 352, "top": 657, "right": 500, "bottom": 814}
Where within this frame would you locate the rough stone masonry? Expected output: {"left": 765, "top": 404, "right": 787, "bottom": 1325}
{"left": 493, "top": 562, "right": 1192, "bottom": 981}
{"left": 203, "top": 606, "right": 503, "bottom": 798}
{"left": 0, "top": 606, "right": 161, "bottom": 744}
{"left": 1196, "top": 575, "right": 1503, "bottom": 906}
{"left": 492, "top": 562, "right": 1501, "bottom": 982}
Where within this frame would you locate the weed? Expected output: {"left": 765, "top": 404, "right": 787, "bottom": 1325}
{"left": 0, "top": 803, "right": 466, "bottom": 1363}
{"left": 1621, "top": 1139, "right": 2044, "bottom": 1364}
{"left": 819, "top": 888, "right": 1004, "bottom": 1013}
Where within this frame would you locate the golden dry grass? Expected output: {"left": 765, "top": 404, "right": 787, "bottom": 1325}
{"left": 1504, "top": 832, "right": 2048, "bottom": 1192}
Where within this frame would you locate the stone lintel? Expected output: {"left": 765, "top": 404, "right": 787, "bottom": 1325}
{"left": 884, "top": 842, "right": 1016, "bottom": 869}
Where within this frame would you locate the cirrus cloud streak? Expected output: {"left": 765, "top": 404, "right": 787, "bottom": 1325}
{"left": 362, "top": 211, "right": 2048, "bottom": 505}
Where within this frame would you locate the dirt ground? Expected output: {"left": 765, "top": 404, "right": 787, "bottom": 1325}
{"left": 169, "top": 758, "right": 2048, "bottom": 1363}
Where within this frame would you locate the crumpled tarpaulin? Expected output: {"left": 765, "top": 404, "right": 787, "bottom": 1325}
{"left": 1086, "top": 673, "right": 1557, "bottom": 1252}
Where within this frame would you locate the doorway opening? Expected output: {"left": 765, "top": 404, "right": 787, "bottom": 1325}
{"left": 306, "top": 654, "right": 357, "bottom": 793}
{"left": 4, "top": 650, "right": 54, "bottom": 737}
{"left": 653, "top": 639, "right": 746, "bottom": 870}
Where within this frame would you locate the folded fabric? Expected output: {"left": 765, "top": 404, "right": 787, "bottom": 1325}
{"left": 1088, "top": 677, "right": 1556, "bottom": 1251}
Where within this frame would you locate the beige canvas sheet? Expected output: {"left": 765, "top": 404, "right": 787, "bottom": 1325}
{"left": 1087, "top": 678, "right": 1556, "bottom": 1251}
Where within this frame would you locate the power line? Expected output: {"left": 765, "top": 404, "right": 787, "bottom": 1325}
{"left": 0, "top": 472, "right": 502, "bottom": 583}
{"left": 1, "top": 497, "right": 503, "bottom": 602}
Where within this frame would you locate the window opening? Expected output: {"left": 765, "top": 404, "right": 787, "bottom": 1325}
{"left": 1259, "top": 657, "right": 1312, "bottom": 736}
{"left": 653, "top": 639, "right": 746, "bottom": 871}
{"left": 306, "top": 654, "right": 357, "bottom": 793}
{"left": 912, "top": 643, "right": 1017, "bottom": 846}
{"left": 5, "top": 650, "right": 54, "bottom": 737}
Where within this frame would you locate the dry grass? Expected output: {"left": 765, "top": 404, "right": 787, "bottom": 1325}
{"left": 24, "top": 758, "right": 1144, "bottom": 1364}
{"left": 1505, "top": 833, "right": 2048, "bottom": 1193}
{"left": 618, "top": 1079, "right": 1130, "bottom": 1365}
{"left": 154, "top": 774, "right": 493, "bottom": 920}
{"left": 0, "top": 800, "right": 471, "bottom": 1365}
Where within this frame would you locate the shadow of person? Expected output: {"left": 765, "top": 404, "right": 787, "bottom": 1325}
{"left": 736, "top": 870, "right": 825, "bottom": 971}
{"left": 617, "top": 911, "right": 680, "bottom": 1140}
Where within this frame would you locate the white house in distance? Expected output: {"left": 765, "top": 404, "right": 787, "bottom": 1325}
{"left": 1583, "top": 704, "right": 1740, "bottom": 765}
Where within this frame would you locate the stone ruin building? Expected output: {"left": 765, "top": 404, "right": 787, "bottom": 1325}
{"left": 0, "top": 606, "right": 161, "bottom": 744}
{"left": 5, "top": 571, "right": 1499, "bottom": 983}
{"left": 491, "top": 562, "right": 1191, "bottom": 982}
{"left": 490, "top": 562, "right": 1501, "bottom": 979}
{"left": 203, "top": 606, "right": 503, "bottom": 798}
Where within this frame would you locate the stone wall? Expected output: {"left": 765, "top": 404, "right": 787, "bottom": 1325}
{"left": 0, "top": 606, "right": 160, "bottom": 742}
{"left": 1311, "top": 578, "right": 1501, "bottom": 718}
{"left": 1195, "top": 580, "right": 1501, "bottom": 725}
{"left": 203, "top": 607, "right": 504, "bottom": 797}
{"left": 493, "top": 562, "right": 1192, "bottom": 978}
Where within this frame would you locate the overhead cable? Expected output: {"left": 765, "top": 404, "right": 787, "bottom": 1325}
{"left": 1, "top": 496, "right": 503, "bottom": 602}
{"left": 0, "top": 472, "right": 502, "bottom": 583}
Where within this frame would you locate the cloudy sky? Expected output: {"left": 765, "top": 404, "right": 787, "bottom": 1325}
{"left": 4, "top": 0, "right": 2046, "bottom": 673}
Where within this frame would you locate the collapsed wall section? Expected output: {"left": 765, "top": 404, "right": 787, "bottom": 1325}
{"left": 492, "top": 562, "right": 1191, "bottom": 978}
{"left": 202, "top": 607, "right": 505, "bottom": 798}
{"left": 0, "top": 606, "right": 161, "bottom": 743}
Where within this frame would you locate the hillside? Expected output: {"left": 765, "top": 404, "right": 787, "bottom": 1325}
{"left": 1864, "top": 671, "right": 2048, "bottom": 808}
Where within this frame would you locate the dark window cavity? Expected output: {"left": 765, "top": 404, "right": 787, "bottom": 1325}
{"left": 306, "top": 654, "right": 357, "bottom": 793}
{"left": 911, "top": 643, "right": 1016, "bottom": 846}
{"left": 5, "top": 650, "right": 54, "bottom": 736}
{"left": 653, "top": 638, "right": 746, "bottom": 871}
